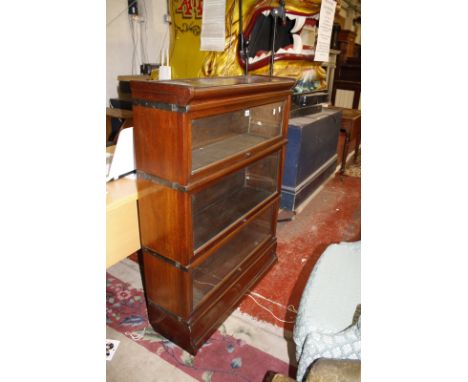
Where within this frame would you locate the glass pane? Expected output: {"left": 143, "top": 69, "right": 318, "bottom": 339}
{"left": 192, "top": 204, "right": 275, "bottom": 308}
{"left": 191, "top": 102, "right": 284, "bottom": 172}
{"left": 192, "top": 152, "right": 279, "bottom": 249}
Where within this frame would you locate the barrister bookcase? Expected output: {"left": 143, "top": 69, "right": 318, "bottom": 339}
{"left": 130, "top": 75, "right": 295, "bottom": 354}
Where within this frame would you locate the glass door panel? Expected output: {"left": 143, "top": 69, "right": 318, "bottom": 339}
{"left": 192, "top": 204, "right": 275, "bottom": 307}
{"left": 191, "top": 101, "right": 284, "bottom": 172}
{"left": 192, "top": 151, "right": 279, "bottom": 249}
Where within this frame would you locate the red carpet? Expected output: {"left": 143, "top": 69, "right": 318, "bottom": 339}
{"left": 238, "top": 174, "right": 361, "bottom": 332}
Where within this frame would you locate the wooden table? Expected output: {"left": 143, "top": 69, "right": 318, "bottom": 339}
{"left": 106, "top": 175, "right": 140, "bottom": 268}
{"left": 328, "top": 106, "right": 361, "bottom": 174}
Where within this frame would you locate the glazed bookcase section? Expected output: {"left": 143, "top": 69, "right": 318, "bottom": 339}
{"left": 192, "top": 151, "right": 279, "bottom": 250}
{"left": 191, "top": 101, "right": 284, "bottom": 173}
{"left": 192, "top": 203, "right": 276, "bottom": 308}
{"left": 130, "top": 75, "right": 295, "bottom": 186}
{"left": 136, "top": 149, "right": 280, "bottom": 263}
{"left": 141, "top": 200, "right": 278, "bottom": 319}
{"left": 142, "top": 235, "right": 278, "bottom": 354}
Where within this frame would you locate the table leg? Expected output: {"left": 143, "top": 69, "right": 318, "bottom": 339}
{"left": 340, "top": 130, "right": 350, "bottom": 174}
{"left": 354, "top": 127, "right": 361, "bottom": 163}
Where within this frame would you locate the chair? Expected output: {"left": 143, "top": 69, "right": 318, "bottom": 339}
{"left": 106, "top": 107, "right": 133, "bottom": 146}
{"left": 332, "top": 80, "right": 361, "bottom": 110}
{"left": 293, "top": 241, "right": 361, "bottom": 381}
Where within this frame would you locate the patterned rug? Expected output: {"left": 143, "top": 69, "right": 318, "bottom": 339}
{"left": 106, "top": 271, "right": 293, "bottom": 381}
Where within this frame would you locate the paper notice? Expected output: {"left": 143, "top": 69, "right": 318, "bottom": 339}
{"left": 314, "top": 0, "right": 337, "bottom": 62}
{"left": 106, "top": 339, "right": 120, "bottom": 361}
{"left": 200, "top": 0, "right": 226, "bottom": 51}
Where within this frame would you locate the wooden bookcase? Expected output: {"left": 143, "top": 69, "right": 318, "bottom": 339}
{"left": 130, "top": 75, "right": 295, "bottom": 354}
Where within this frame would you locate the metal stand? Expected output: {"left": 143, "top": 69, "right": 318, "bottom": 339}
{"left": 238, "top": 0, "right": 249, "bottom": 75}
{"left": 269, "top": 0, "right": 286, "bottom": 76}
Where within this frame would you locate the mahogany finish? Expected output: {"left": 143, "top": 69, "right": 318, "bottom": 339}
{"left": 133, "top": 107, "right": 190, "bottom": 185}
{"left": 146, "top": 239, "right": 278, "bottom": 355}
{"left": 131, "top": 75, "right": 295, "bottom": 354}
{"left": 142, "top": 249, "right": 193, "bottom": 318}
{"left": 131, "top": 75, "right": 294, "bottom": 107}
{"left": 136, "top": 177, "right": 193, "bottom": 264}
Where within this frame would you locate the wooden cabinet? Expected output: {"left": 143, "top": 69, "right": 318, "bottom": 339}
{"left": 130, "top": 75, "right": 295, "bottom": 354}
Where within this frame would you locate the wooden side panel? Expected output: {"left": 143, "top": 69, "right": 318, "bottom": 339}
{"left": 143, "top": 251, "right": 192, "bottom": 318}
{"left": 146, "top": 302, "right": 196, "bottom": 353}
{"left": 133, "top": 106, "right": 190, "bottom": 184}
{"left": 136, "top": 178, "right": 193, "bottom": 264}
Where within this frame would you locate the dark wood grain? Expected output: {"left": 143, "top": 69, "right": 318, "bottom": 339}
{"left": 133, "top": 106, "right": 191, "bottom": 185}
{"left": 142, "top": 249, "right": 193, "bottom": 318}
{"left": 132, "top": 85, "right": 289, "bottom": 187}
{"left": 132, "top": 76, "right": 293, "bottom": 354}
{"left": 130, "top": 75, "right": 295, "bottom": 107}
{"left": 136, "top": 177, "right": 193, "bottom": 264}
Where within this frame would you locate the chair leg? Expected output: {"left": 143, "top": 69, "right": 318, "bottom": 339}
{"left": 354, "top": 129, "right": 361, "bottom": 163}
{"left": 340, "top": 132, "right": 350, "bottom": 174}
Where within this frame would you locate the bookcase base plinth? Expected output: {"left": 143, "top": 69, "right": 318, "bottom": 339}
{"left": 146, "top": 240, "right": 278, "bottom": 355}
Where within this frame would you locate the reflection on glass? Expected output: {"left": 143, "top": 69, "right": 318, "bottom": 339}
{"left": 192, "top": 152, "right": 279, "bottom": 249}
{"left": 191, "top": 102, "right": 284, "bottom": 172}
{"left": 192, "top": 205, "right": 274, "bottom": 307}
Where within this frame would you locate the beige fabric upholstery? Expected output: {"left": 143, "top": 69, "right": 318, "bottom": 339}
{"left": 305, "top": 358, "right": 360, "bottom": 382}
{"left": 269, "top": 358, "right": 361, "bottom": 382}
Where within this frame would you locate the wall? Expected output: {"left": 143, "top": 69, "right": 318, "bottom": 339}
{"left": 106, "top": 0, "right": 170, "bottom": 105}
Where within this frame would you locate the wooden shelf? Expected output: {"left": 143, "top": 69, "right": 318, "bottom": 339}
{"left": 192, "top": 134, "right": 267, "bottom": 172}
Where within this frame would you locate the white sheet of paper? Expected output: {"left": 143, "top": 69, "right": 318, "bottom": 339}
{"left": 107, "top": 127, "right": 135, "bottom": 182}
{"left": 106, "top": 339, "right": 120, "bottom": 361}
{"left": 200, "top": 0, "right": 226, "bottom": 51}
{"left": 314, "top": 0, "right": 337, "bottom": 62}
